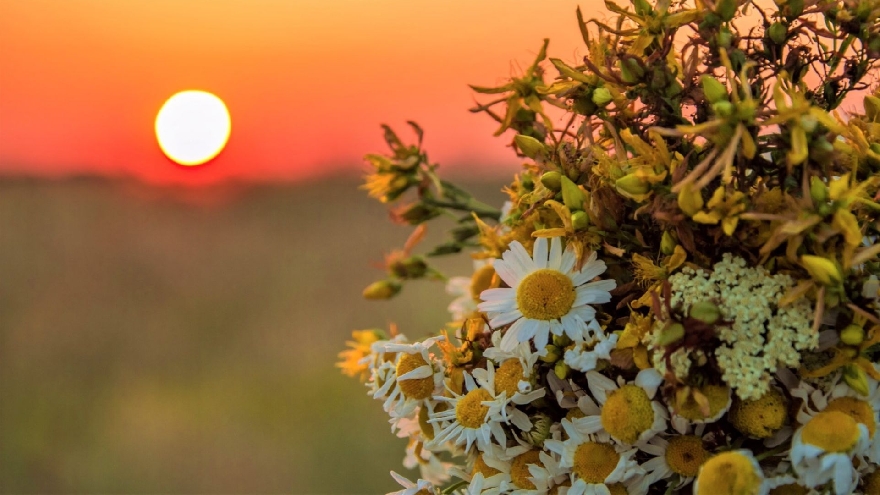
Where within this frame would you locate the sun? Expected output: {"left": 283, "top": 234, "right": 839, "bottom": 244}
{"left": 155, "top": 90, "right": 231, "bottom": 166}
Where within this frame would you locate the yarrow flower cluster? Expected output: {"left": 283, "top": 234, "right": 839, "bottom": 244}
{"left": 340, "top": 0, "right": 880, "bottom": 492}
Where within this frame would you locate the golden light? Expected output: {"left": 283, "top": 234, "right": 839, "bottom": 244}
{"left": 155, "top": 90, "right": 231, "bottom": 166}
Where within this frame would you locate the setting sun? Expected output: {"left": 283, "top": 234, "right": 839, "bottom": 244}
{"left": 155, "top": 90, "right": 231, "bottom": 166}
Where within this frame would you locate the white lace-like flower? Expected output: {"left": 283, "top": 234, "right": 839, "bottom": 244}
{"left": 575, "top": 369, "right": 668, "bottom": 446}
{"left": 478, "top": 237, "right": 615, "bottom": 352}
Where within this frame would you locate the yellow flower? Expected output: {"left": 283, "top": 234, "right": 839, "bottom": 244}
{"left": 617, "top": 312, "right": 654, "bottom": 370}
{"left": 691, "top": 186, "right": 747, "bottom": 236}
{"left": 337, "top": 329, "right": 387, "bottom": 381}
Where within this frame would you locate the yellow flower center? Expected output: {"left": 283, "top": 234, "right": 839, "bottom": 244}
{"left": 566, "top": 407, "right": 586, "bottom": 420}
{"left": 601, "top": 384, "right": 655, "bottom": 444}
{"left": 696, "top": 451, "right": 762, "bottom": 495}
{"left": 516, "top": 269, "right": 576, "bottom": 321}
{"left": 573, "top": 442, "right": 620, "bottom": 483}
{"left": 495, "top": 359, "right": 525, "bottom": 397}
{"left": 607, "top": 484, "right": 628, "bottom": 495}
{"left": 825, "top": 396, "right": 876, "bottom": 439}
{"left": 801, "top": 410, "right": 862, "bottom": 453}
{"left": 665, "top": 435, "right": 710, "bottom": 477}
{"left": 510, "top": 450, "right": 543, "bottom": 489}
{"left": 768, "top": 484, "right": 810, "bottom": 495}
{"left": 396, "top": 353, "right": 434, "bottom": 400}
{"left": 729, "top": 388, "right": 788, "bottom": 439}
{"left": 471, "top": 264, "right": 498, "bottom": 300}
{"left": 456, "top": 388, "right": 492, "bottom": 429}
{"left": 861, "top": 469, "right": 880, "bottom": 494}
{"left": 473, "top": 453, "right": 501, "bottom": 478}
{"left": 676, "top": 384, "right": 731, "bottom": 422}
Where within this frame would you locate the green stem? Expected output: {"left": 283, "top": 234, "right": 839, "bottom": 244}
{"left": 423, "top": 198, "right": 502, "bottom": 220}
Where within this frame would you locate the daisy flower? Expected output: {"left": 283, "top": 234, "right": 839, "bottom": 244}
{"left": 429, "top": 371, "right": 523, "bottom": 451}
{"left": 563, "top": 326, "right": 618, "bottom": 373}
{"left": 639, "top": 425, "right": 712, "bottom": 490}
{"left": 447, "top": 260, "right": 498, "bottom": 321}
{"left": 388, "top": 471, "right": 438, "bottom": 495}
{"left": 472, "top": 358, "right": 545, "bottom": 416}
{"left": 667, "top": 383, "right": 732, "bottom": 425}
{"left": 376, "top": 336, "right": 445, "bottom": 419}
{"left": 517, "top": 449, "right": 573, "bottom": 495}
{"left": 478, "top": 237, "right": 616, "bottom": 352}
{"left": 544, "top": 420, "right": 643, "bottom": 494}
{"left": 790, "top": 410, "right": 869, "bottom": 495}
{"left": 457, "top": 443, "right": 523, "bottom": 495}
{"left": 693, "top": 450, "right": 767, "bottom": 495}
{"left": 575, "top": 369, "right": 668, "bottom": 445}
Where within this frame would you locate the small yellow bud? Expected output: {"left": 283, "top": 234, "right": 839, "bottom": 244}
{"left": 801, "top": 255, "right": 843, "bottom": 286}
{"left": 363, "top": 279, "right": 402, "bottom": 300}
{"left": 515, "top": 134, "right": 546, "bottom": 159}
{"left": 678, "top": 183, "right": 705, "bottom": 217}
{"left": 554, "top": 361, "right": 570, "bottom": 380}
{"left": 615, "top": 173, "right": 650, "bottom": 196}
{"left": 810, "top": 176, "right": 828, "bottom": 204}
{"left": 840, "top": 324, "right": 865, "bottom": 346}
{"left": 561, "top": 175, "right": 585, "bottom": 211}
{"left": 540, "top": 345, "right": 562, "bottom": 363}
{"left": 571, "top": 210, "right": 589, "bottom": 230}
{"left": 843, "top": 364, "right": 870, "bottom": 396}
{"left": 540, "top": 171, "right": 562, "bottom": 191}
{"left": 553, "top": 334, "right": 572, "bottom": 347}
{"left": 701, "top": 76, "right": 728, "bottom": 104}
{"left": 660, "top": 231, "right": 678, "bottom": 255}
{"left": 591, "top": 87, "right": 613, "bottom": 107}
{"left": 689, "top": 301, "right": 721, "bottom": 325}
{"left": 657, "top": 322, "right": 685, "bottom": 346}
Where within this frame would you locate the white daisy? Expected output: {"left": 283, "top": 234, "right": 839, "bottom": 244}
{"left": 575, "top": 369, "right": 668, "bottom": 446}
{"left": 388, "top": 471, "right": 438, "bottom": 495}
{"left": 429, "top": 371, "right": 523, "bottom": 451}
{"left": 693, "top": 450, "right": 767, "bottom": 495}
{"left": 564, "top": 326, "right": 618, "bottom": 373}
{"left": 478, "top": 237, "right": 616, "bottom": 352}
{"left": 447, "top": 260, "right": 497, "bottom": 321}
{"left": 517, "top": 449, "right": 572, "bottom": 495}
{"left": 457, "top": 443, "right": 523, "bottom": 495}
{"left": 790, "top": 409, "right": 869, "bottom": 495}
{"left": 483, "top": 330, "right": 541, "bottom": 394}
{"left": 544, "top": 420, "right": 643, "bottom": 493}
{"left": 376, "top": 336, "right": 446, "bottom": 420}
{"left": 639, "top": 425, "right": 711, "bottom": 490}
{"left": 472, "top": 358, "right": 546, "bottom": 419}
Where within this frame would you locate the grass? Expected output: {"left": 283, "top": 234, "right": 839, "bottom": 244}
{"left": 0, "top": 175, "right": 508, "bottom": 493}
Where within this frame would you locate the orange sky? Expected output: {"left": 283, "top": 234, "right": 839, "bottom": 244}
{"left": 0, "top": 0, "right": 593, "bottom": 185}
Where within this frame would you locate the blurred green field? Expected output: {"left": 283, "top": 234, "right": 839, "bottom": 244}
{"left": 0, "top": 175, "right": 508, "bottom": 493}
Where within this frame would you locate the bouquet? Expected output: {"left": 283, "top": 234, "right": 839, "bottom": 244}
{"left": 339, "top": 0, "right": 880, "bottom": 493}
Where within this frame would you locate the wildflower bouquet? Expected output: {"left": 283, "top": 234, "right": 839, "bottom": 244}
{"left": 340, "top": 0, "right": 880, "bottom": 493}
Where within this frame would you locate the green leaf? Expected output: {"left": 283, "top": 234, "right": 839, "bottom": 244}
{"left": 550, "top": 58, "right": 592, "bottom": 83}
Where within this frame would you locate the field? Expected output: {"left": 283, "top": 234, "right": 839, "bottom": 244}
{"left": 0, "top": 175, "right": 508, "bottom": 493}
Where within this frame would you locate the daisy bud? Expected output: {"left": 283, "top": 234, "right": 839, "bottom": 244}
{"left": 540, "top": 171, "right": 562, "bottom": 191}
{"left": 701, "top": 76, "right": 728, "bottom": 104}
{"left": 554, "top": 361, "right": 570, "bottom": 380}
{"left": 362, "top": 279, "right": 402, "bottom": 300}
{"left": 689, "top": 301, "right": 721, "bottom": 324}
{"left": 840, "top": 324, "right": 865, "bottom": 346}
{"left": 768, "top": 22, "right": 787, "bottom": 44}
{"left": 615, "top": 173, "right": 650, "bottom": 196}
{"left": 571, "top": 210, "right": 589, "bottom": 230}
{"left": 540, "top": 345, "right": 562, "bottom": 363}
{"left": 561, "top": 175, "right": 585, "bottom": 211}
{"left": 843, "top": 364, "right": 870, "bottom": 396}
{"left": 524, "top": 413, "right": 553, "bottom": 446}
{"left": 657, "top": 322, "right": 685, "bottom": 346}
{"left": 801, "top": 255, "right": 843, "bottom": 286}
{"left": 515, "top": 134, "right": 546, "bottom": 159}
{"left": 660, "top": 230, "right": 678, "bottom": 255}
{"left": 391, "top": 256, "right": 428, "bottom": 279}
{"left": 591, "top": 87, "right": 613, "bottom": 107}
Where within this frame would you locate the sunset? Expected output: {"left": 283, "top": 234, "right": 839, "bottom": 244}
{"left": 2, "top": 0, "right": 879, "bottom": 493}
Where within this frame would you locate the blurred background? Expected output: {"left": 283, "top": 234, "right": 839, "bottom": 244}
{"left": 0, "top": 0, "right": 588, "bottom": 492}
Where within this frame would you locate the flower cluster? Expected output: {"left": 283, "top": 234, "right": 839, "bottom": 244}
{"left": 341, "top": 0, "right": 880, "bottom": 493}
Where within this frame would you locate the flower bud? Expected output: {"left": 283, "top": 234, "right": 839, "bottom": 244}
{"left": 561, "top": 175, "right": 585, "bottom": 211}
{"left": 657, "top": 322, "right": 685, "bottom": 346}
{"left": 801, "top": 255, "right": 843, "bottom": 286}
{"left": 716, "top": 0, "right": 738, "bottom": 21}
{"left": 363, "top": 279, "right": 402, "bottom": 299}
{"left": 554, "top": 361, "right": 571, "bottom": 380}
{"left": 541, "top": 171, "right": 563, "bottom": 191}
{"left": 660, "top": 230, "right": 678, "bottom": 255}
{"left": 615, "top": 173, "right": 650, "bottom": 196}
{"left": 866, "top": 95, "right": 880, "bottom": 122}
{"left": 689, "top": 301, "right": 721, "bottom": 324}
{"left": 701, "top": 76, "right": 728, "bottom": 104}
{"left": 524, "top": 413, "right": 553, "bottom": 446}
{"left": 711, "top": 100, "right": 734, "bottom": 117}
{"left": 840, "top": 324, "right": 865, "bottom": 346}
{"left": 515, "top": 134, "right": 546, "bottom": 159}
{"left": 768, "top": 22, "right": 787, "bottom": 44}
{"left": 540, "top": 345, "right": 562, "bottom": 363}
{"left": 391, "top": 256, "right": 428, "bottom": 279}
{"left": 809, "top": 176, "right": 828, "bottom": 204}
{"left": 678, "top": 183, "right": 705, "bottom": 217}
{"left": 844, "top": 364, "right": 870, "bottom": 396}
{"left": 592, "top": 87, "right": 613, "bottom": 107}
{"left": 553, "top": 334, "right": 572, "bottom": 348}
{"left": 571, "top": 210, "right": 589, "bottom": 230}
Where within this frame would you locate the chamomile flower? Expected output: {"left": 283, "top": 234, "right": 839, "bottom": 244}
{"left": 377, "top": 337, "right": 446, "bottom": 419}
{"left": 639, "top": 428, "right": 712, "bottom": 490}
{"left": 478, "top": 237, "right": 616, "bottom": 352}
{"left": 448, "top": 260, "right": 498, "bottom": 321}
{"left": 693, "top": 450, "right": 767, "bottom": 495}
{"left": 668, "top": 383, "right": 732, "bottom": 424}
{"left": 544, "top": 420, "right": 643, "bottom": 493}
{"left": 456, "top": 443, "right": 522, "bottom": 495}
{"left": 482, "top": 330, "right": 541, "bottom": 396}
{"left": 564, "top": 327, "right": 618, "bottom": 373}
{"left": 429, "top": 371, "right": 518, "bottom": 451}
{"left": 388, "top": 471, "right": 439, "bottom": 495}
{"left": 472, "top": 358, "right": 546, "bottom": 415}
{"left": 790, "top": 410, "right": 869, "bottom": 495}
{"left": 575, "top": 369, "right": 668, "bottom": 445}
{"left": 518, "top": 450, "right": 572, "bottom": 495}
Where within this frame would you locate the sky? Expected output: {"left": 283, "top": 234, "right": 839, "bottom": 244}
{"left": 0, "top": 0, "right": 593, "bottom": 185}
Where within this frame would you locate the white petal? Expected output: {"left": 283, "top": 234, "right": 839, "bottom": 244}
{"left": 479, "top": 287, "right": 515, "bottom": 302}
{"left": 549, "top": 236, "right": 563, "bottom": 270}
{"left": 492, "top": 259, "right": 520, "bottom": 287}
{"left": 572, "top": 259, "right": 606, "bottom": 286}
{"left": 587, "top": 371, "right": 616, "bottom": 403}
{"left": 575, "top": 280, "right": 616, "bottom": 304}
{"left": 500, "top": 318, "right": 531, "bottom": 351}
{"left": 533, "top": 320, "right": 551, "bottom": 350}
{"left": 635, "top": 368, "right": 663, "bottom": 398}
{"left": 397, "top": 365, "right": 433, "bottom": 381}
{"left": 504, "top": 241, "right": 536, "bottom": 276}
{"left": 489, "top": 310, "right": 523, "bottom": 328}
{"left": 559, "top": 246, "right": 577, "bottom": 274}
{"left": 532, "top": 237, "right": 548, "bottom": 269}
